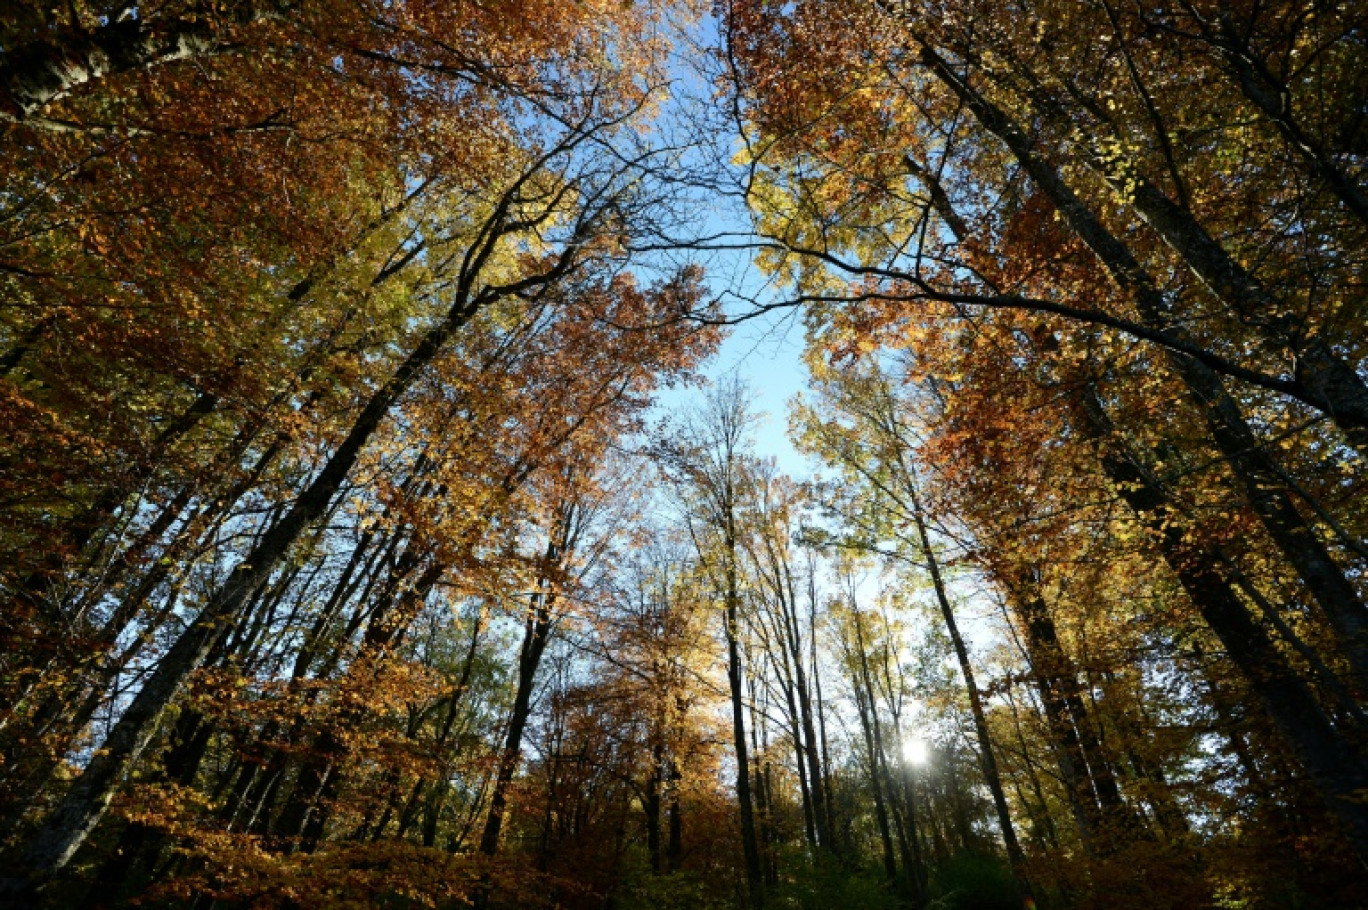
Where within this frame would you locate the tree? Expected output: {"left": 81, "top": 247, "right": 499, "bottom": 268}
{"left": 659, "top": 377, "right": 767, "bottom": 910}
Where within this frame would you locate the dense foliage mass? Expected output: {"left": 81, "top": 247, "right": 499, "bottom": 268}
{"left": 2, "top": 1, "right": 1366, "bottom": 908}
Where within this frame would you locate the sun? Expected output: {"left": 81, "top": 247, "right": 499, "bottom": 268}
{"left": 903, "top": 736, "right": 929, "bottom": 766}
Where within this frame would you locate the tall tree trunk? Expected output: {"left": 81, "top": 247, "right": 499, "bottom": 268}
{"left": 646, "top": 742, "right": 664, "bottom": 873}
{"left": 852, "top": 680, "right": 899, "bottom": 890}
{"left": 809, "top": 581, "right": 838, "bottom": 853}
{"left": 1076, "top": 382, "right": 1368, "bottom": 858}
{"left": 851, "top": 606, "right": 927, "bottom": 906}
{"left": 1006, "top": 577, "right": 1107, "bottom": 853}
{"left": 725, "top": 584, "right": 765, "bottom": 910}
{"left": 667, "top": 759, "right": 683, "bottom": 873}
{"left": 4, "top": 387, "right": 218, "bottom": 648}
{"left": 785, "top": 684, "right": 817, "bottom": 851}
{"left": 785, "top": 561, "right": 832, "bottom": 851}
{"left": 478, "top": 587, "right": 555, "bottom": 856}
{"left": 274, "top": 559, "right": 444, "bottom": 852}
{"left": 1004, "top": 683, "right": 1061, "bottom": 850}
{"left": 909, "top": 490, "right": 1030, "bottom": 891}
{"left": 1038, "top": 55, "right": 1368, "bottom": 447}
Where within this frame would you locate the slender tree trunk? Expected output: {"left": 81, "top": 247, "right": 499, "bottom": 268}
{"left": 646, "top": 742, "right": 664, "bottom": 873}
{"left": 276, "top": 559, "right": 444, "bottom": 853}
{"left": 725, "top": 586, "right": 765, "bottom": 910}
{"left": 810, "top": 586, "right": 838, "bottom": 854}
{"left": 478, "top": 594, "right": 554, "bottom": 856}
{"left": 1007, "top": 578, "right": 1106, "bottom": 852}
{"left": 4, "top": 387, "right": 218, "bottom": 644}
{"left": 852, "top": 606, "right": 927, "bottom": 905}
{"left": 1043, "top": 59, "right": 1368, "bottom": 443}
{"left": 667, "top": 759, "right": 683, "bottom": 873}
{"left": 909, "top": 492, "right": 1031, "bottom": 893}
{"left": 1004, "top": 683, "right": 1060, "bottom": 850}
{"left": 787, "top": 689, "right": 817, "bottom": 850}
{"left": 479, "top": 506, "right": 579, "bottom": 859}
{"left": 853, "top": 680, "right": 899, "bottom": 889}
{"left": 786, "top": 565, "right": 832, "bottom": 851}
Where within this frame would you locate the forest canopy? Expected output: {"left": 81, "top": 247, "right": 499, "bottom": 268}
{"left": 1, "top": 1, "right": 1366, "bottom": 908}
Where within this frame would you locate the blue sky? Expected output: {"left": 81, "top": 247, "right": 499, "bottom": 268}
{"left": 630, "top": 5, "right": 816, "bottom": 475}
{"left": 650, "top": 302, "right": 816, "bottom": 478}
{"left": 707, "top": 304, "right": 813, "bottom": 473}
